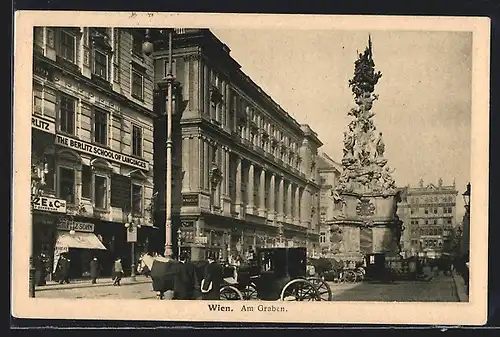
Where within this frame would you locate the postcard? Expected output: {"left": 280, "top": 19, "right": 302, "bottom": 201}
{"left": 12, "top": 11, "right": 490, "bottom": 325}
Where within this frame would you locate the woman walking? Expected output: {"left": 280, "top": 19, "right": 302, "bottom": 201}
{"left": 112, "top": 257, "right": 123, "bottom": 286}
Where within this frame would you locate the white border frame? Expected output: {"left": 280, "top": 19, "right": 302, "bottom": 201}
{"left": 13, "top": 12, "right": 490, "bottom": 326}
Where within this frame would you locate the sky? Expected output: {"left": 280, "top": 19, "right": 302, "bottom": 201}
{"left": 211, "top": 29, "right": 472, "bottom": 220}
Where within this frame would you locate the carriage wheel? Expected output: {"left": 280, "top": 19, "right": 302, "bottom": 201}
{"left": 241, "top": 283, "right": 259, "bottom": 300}
{"left": 220, "top": 285, "right": 244, "bottom": 300}
{"left": 306, "top": 277, "right": 333, "bottom": 301}
{"left": 280, "top": 279, "right": 321, "bottom": 301}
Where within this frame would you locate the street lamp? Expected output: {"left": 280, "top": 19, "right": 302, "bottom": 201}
{"left": 142, "top": 28, "right": 176, "bottom": 257}
{"left": 125, "top": 212, "right": 141, "bottom": 281}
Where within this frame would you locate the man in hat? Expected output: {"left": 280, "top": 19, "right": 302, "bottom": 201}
{"left": 175, "top": 251, "right": 198, "bottom": 300}
{"left": 201, "top": 251, "right": 222, "bottom": 300}
{"left": 90, "top": 257, "right": 100, "bottom": 284}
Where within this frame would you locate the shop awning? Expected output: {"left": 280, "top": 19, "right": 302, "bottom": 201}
{"left": 55, "top": 232, "right": 107, "bottom": 250}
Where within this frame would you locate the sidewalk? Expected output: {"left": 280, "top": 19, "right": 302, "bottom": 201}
{"left": 451, "top": 271, "right": 469, "bottom": 302}
{"left": 35, "top": 275, "right": 151, "bottom": 292}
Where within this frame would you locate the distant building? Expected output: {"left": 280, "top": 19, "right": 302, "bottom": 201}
{"left": 397, "top": 178, "right": 458, "bottom": 258}
{"left": 317, "top": 153, "right": 342, "bottom": 256}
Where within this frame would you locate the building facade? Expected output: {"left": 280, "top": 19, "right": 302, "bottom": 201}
{"left": 151, "top": 29, "right": 323, "bottom": 261}
{"left": 317, "top": 153, "right": 342, "bottom": 256}
{"left": 31, "top": 27, "right": 156, "bottom": 279}
{"left": 397, "top": 179, "right": 458, "bottom": 258}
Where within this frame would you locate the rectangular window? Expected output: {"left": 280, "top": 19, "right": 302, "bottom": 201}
{"left": 433, "top": 208, "right": 437, "bottom": 214}
{"left": 81, "top": 165, "right": 92, "bottom": 199}
{"left": 132, "top": 125, "right": 143, "bottom": 157}
{"left": 131, "top": 184, "right": 143, "bottom": 216}
{"left": 59, "top": 95, "right": 75, "bottom": 134}
{"left": 94, "top": 50, "right": 108, "bottom": 80}
{"left": 131, "top": 66, "right": 144, "bottom": 100}
{"left": 58, "top": 167, "right": 75, "bottom": 204}
{"left": 424, "top": 208, "right": 428, "bottom": 214}
{"left": 94, "top": 175, "right": 107, "bottom": 209}
{"left": 320, "top": 232, "right": 326, "bottom": 244}
{"left": 132, "top": 34, "right": 143, "bottom": 56}
{"left": 33, "top": 84, "right": 43, "bottom": 115}
{"left": 93, "top": 109, "right": 108, "bottom": 145}
{"left": 60, "top": 30, "right": 75, "bottom": 63}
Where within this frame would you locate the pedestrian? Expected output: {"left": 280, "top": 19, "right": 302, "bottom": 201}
{"left": 59, "top": 255, "right": 71, "bottom": 284}
{"left": 200, "top": 251, "right": 222, "bottom": 300}
{"left": 34, "top": 253, "right": 46, "bottom": 286}
{"left": 112, "top": 257, "right": 123, "bottom": 286}
{"left": 175, "top": 251, "right": 198, "bottom": 300}
{"left": 90, "top": 257, "right": 100, "bottom": 284}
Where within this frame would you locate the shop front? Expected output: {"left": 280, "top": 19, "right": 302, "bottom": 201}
{"left": 52, "top": 219, "right": 107, "bottom": 280}
{"left": 177, "top": 214, "right": 282, "bottom": 262}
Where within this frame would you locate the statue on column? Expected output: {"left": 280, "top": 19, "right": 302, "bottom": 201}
{"left": 375, "top": 132, "right": 385, "bottom": 158}
{"left": 343, "top": 131, "right": 355, "bottom": 158}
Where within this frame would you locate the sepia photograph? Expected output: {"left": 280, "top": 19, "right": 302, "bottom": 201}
{"left": 12, "top": 12, "right": 489, "bottom": 325}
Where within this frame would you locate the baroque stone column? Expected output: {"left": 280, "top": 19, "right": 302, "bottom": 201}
{"left": 258, "top": 168, "right": 267, "bottom": 217}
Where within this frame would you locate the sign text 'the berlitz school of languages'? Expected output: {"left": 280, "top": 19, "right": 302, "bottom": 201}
{"left": 55, "top": 134, "right": 149, "bottom": 171}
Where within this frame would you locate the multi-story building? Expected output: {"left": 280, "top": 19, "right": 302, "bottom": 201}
{"left": 317, "top": 153, "right": 342, "bottom": 256}
{"left": 397, "top": 178, "right": 458, "bottom": 258}
{"left": 151, "top": 29, "right": 323, "bottom": 261}
{"left": 31, "top": 27, "right": 156, "bottom": 279}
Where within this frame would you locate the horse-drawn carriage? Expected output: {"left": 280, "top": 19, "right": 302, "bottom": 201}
{"left": 139, "top": 247, "right": 332, "bottom": 301}
{"left": 214, "top": 247, "right": 332, "bottom": 301}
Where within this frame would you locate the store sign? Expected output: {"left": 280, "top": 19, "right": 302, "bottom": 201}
{"left": 182, "top": 194, "right": 199, "bottom": 206}
{"left": 57, "top": 219, "right": 95, "bottom": 233}
{"left": 195, "top": 236, "right": 208, "bottom": 245}
{"left": 55, "top": 134, "right": 150, "bottom": 171}
{"left": 127, "top": 227, "right": 138, "bottom": 243}
{"left": 32, "top": 196, "right": 67, "bottom": 213}
{"left": 32, "top": 116, "right": 56, "bottom": 134}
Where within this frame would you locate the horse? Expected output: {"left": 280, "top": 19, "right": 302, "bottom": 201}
{"left": 140, "top": 253, "right": 181, "bottom": 299}
{"left": 136, "top": 253, "right": 151, "bottom": 278}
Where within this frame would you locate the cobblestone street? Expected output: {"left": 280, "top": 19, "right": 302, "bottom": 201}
{"left": 35, "top": 274, "right": 460, "bottom": 302}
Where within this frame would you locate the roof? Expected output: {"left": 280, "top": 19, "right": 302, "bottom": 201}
{"left": 317, "top": 152, "right": 342, "bottom": 172}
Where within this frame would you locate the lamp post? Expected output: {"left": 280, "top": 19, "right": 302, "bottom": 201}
{"left": 142, "top": 28, "right": 175, "bottom": 257}
{"left": 29, "top": 156, "right": 48, "bottom": 298}
{"left": 124, "top": 212, "right": 141, "bottom": 282}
